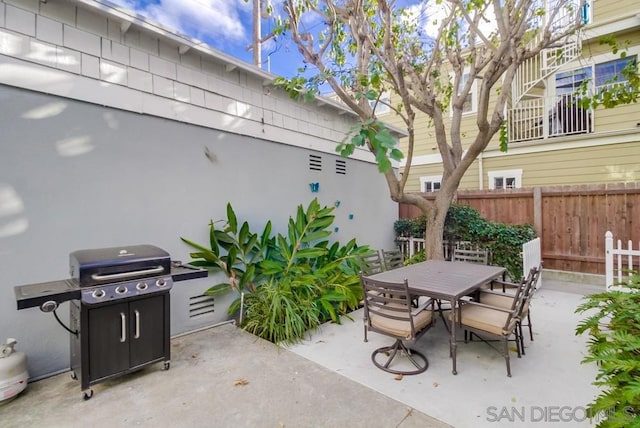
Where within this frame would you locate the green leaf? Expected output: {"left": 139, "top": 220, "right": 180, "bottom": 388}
{"left": 301, "top": 230, "right": 332, "bottom": 243}
{"left": 365, "top": 89, "right": 377, "bottom": 100}
{"left": 204, "top": 283, "right": 232, "bottom": 295}
{"left": 390, "top": 148, "right": 404, "bottom": 161}
{"left": 226, "top": 203, "right": 237, "bottom": 234}
{"left": 296, "top": 248, "right": 328, "bottom": 259}
{"left": 238, "top": 221, "right": 250, "bottom": 247}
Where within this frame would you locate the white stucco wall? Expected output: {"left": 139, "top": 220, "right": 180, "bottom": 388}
{"left": 0, "top": 0, "right": 399, "bottom": 380}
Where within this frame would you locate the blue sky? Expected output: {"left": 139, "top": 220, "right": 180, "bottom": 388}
{"left": 108, "top": 0, "right": 437, "bottom": 79}
{"left": 108, "top": 0, "right": 306, "bottom": 77}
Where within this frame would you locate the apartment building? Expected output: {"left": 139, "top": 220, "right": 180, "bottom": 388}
{"left": 389, "top": 1, "right": 640, "bottom": 193}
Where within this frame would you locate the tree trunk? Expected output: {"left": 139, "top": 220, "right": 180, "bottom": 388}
{"left": 423, "top": 185, "right": 456, "bottom": 260}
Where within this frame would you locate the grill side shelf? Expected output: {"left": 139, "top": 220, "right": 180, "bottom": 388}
{"left": 14, "top": 279, "right": 80, "bottom": 310}
{"left": 170, "top": 263, "right": 208, "bottom": 282}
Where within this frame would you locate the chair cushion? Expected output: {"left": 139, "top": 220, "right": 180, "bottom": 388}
{"left": 370, "top": 305, "right": 433, "bottom": 339}
{"left": 479, "top": 291, "right": 514, "bottom": 308}
{"left": 455, "top": 305, "right": 516, "bottom": 336}
{"left": 480, "top": 291, "right": 530, "bottom": 316}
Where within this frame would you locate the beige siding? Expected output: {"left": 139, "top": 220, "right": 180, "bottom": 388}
{"left": 592, "top": 0, "right": 635, "bottom": 24}
{"left": 595, "top": 103, "right": 640, "bottom": 133}
{"left": 484, "top": 142, "right": 640, "bottom": 187}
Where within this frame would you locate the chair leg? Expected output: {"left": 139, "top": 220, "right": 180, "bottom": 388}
{"left": 518, "top": 322, "right": 525, "bottom": 356}
{"left": 371, "top": 339, "right": 429, "bottom": 375}
{"left": 364, "top": 324, "right": 368, "bottom": 342}
{"left": 503, "top": 337, "right": 512, "bottom": 377}
{"left": 527, "top": 313, "right": 534, "bottom": 341}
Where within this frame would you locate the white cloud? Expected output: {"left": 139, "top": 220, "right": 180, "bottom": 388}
{"left": 109, "top": 0, "right": 251, "bottom": 47}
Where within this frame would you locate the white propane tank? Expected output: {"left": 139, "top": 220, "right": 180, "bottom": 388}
{"left": 0, "top": 338, "right": 28, "bottom": 403}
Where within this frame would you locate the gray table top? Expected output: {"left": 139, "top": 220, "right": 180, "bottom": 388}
{"left": 367, "top": 260, "right": 506, "bottom": 300}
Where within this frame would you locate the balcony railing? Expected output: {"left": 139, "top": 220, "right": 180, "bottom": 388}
{"left": 508, "top": 92, "right": 594, "bottom": 143}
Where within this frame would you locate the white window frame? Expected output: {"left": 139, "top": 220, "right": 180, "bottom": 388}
{"left": 488, "top": 169, "right": 522, "bottom": 190}
{"left": 419, "top": 175, "right": 442, "bottom": 193}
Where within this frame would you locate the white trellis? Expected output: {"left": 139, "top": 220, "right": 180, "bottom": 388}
{"left": 605, "top": 231, "right": 640, "bottom": 291}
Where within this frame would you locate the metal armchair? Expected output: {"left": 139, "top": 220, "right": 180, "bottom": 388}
{"left": 454, "top": 272, "right": 535, "bottom": 377}
{"left": 361, "top": 275, "right": 435, "bottom": 375}
{"left": 477, "top": 266, "right": 541, "bottom": 352}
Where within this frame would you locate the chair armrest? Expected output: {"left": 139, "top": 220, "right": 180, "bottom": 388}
{"left": 480, "top": 289, "right": 515, "bottom": 298}
{"left": 491, "top": 279, "right": 520, "bottom": 289}
{"left": 489, "top": 278, "right": 522, "bottom": 292}
{"left": 411, "top": 298, "right": 434, "bottom": 316}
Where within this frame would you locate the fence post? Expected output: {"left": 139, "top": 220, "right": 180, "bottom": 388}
{"left": 605, "top": 231, "right": 613, "bottom": 290}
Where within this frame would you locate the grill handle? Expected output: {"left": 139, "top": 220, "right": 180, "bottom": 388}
{"left": 90, "top": 266, "right": 165, "bottom": 281}
{"left": 120, "top": 313, "right": 126, "bottom": 343}
{"left": 134, "top": 310, "right": 140, "bottom": 339}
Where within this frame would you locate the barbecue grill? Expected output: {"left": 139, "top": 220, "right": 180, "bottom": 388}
{"left": 14, "top": 244, "right": 207, "bottom": 400}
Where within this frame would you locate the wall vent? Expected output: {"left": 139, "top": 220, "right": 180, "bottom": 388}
{"left": 309, "top": 154, "right": 322, "bottom": 171}
{"left": 189, "top": 294, "right": 215, "bottom": 318}
{"left": 335, "top": 159, "right": 347, "bottom": 175}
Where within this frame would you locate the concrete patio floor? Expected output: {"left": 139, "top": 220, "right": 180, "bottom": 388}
{"left": 1, "top": 278, "right": 602, "bottom": 427}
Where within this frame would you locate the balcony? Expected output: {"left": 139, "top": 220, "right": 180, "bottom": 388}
{"left": 508, "top": 92, "right": 594, "bottom": 143}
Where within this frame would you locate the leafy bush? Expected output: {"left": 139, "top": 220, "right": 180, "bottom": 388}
{"left": 400, "top": 204, "right": 536, "bottom": 280}
{"left": 394, "top": 216, "right": 426, "bottom": 238}
{"left": 575, "top": 273, "right": 640, "bottom": 428}
{"left": 181, "top": 198, "right": 369, "bottom": 345}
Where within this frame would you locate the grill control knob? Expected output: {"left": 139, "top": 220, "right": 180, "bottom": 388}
{"left": 92, "top": 289, "right": 106, "bottom": 299}
{"left": 136, "top": 282, "right": 148, "bottom": 291}
{"left": 115, "top": 285, "right": 128, "bottom": 295}
{"left": 156, "top": 278, "right": 166, "bottom": 287}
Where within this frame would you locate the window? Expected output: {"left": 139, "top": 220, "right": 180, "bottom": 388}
{"left": 595, "top": 56, "right": 636, "bottom": 89}
{"left": 420, "top": 175, "right": 442, "bottom": 193}
{"left": 555, "top": 67, "right": 592, "bottom": 95}
{"left": 488, "top": 169, "right": 522, "bottom": 190}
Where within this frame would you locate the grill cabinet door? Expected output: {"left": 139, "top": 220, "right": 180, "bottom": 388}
{"left": 129, "top": 294, "right": 166, "bottom": 367}
{"left": 88, "top": 301, "right": 130, "bottom": 380}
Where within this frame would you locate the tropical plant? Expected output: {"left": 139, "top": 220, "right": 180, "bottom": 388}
{"left": 575, "top": 273, "right": 640, "bottom": 427}
{"left": 181, "top": 198, "right": 369, "bottom": 344}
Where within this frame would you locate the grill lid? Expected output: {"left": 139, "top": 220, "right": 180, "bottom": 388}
{"left": 70, "top": 244, "right": 171, "bottom": 287}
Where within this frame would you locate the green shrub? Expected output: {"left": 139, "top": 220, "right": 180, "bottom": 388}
{"left": 575, "top": 273, "right": 640, "bottom": 427}
{"left": 400, "top": 204, "right": 536, "bottom": 280}
{"left": 181, "top": 198, "right": 369, "bottom": 345}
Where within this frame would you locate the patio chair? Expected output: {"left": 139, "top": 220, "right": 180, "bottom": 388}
{"left": 433, "top": 247, "right": 490, "bottom": 329}
{"left": 381, "top": 249, "right": 404, "bottom": 270}
{"left": 478, "top": 266, "right": 541, "bottom": 352}
{"left": 358, "top": 251, "right": 385, "bottom": 342}
{"left": 360, "top": 275, "right": 435, "bottom": 375}
{"left": 358, "top": 251, "right": 384, "bottom": 276}
{"left": 453, "top": 272, "right": 535, "bottom": 377}
{"left": 452, "top": 247, "right": 489, "bottom": 265}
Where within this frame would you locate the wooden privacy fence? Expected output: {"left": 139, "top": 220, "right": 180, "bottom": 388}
{"left": 398, "top": 183, "right": 640, "bottom": 275}
{"left": 605, "top": 231, "right": 640, "bottom": 291}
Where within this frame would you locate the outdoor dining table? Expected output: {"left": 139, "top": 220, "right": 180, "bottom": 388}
{"left": 366, "top": 259, "right": 506, "bottom": 375}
